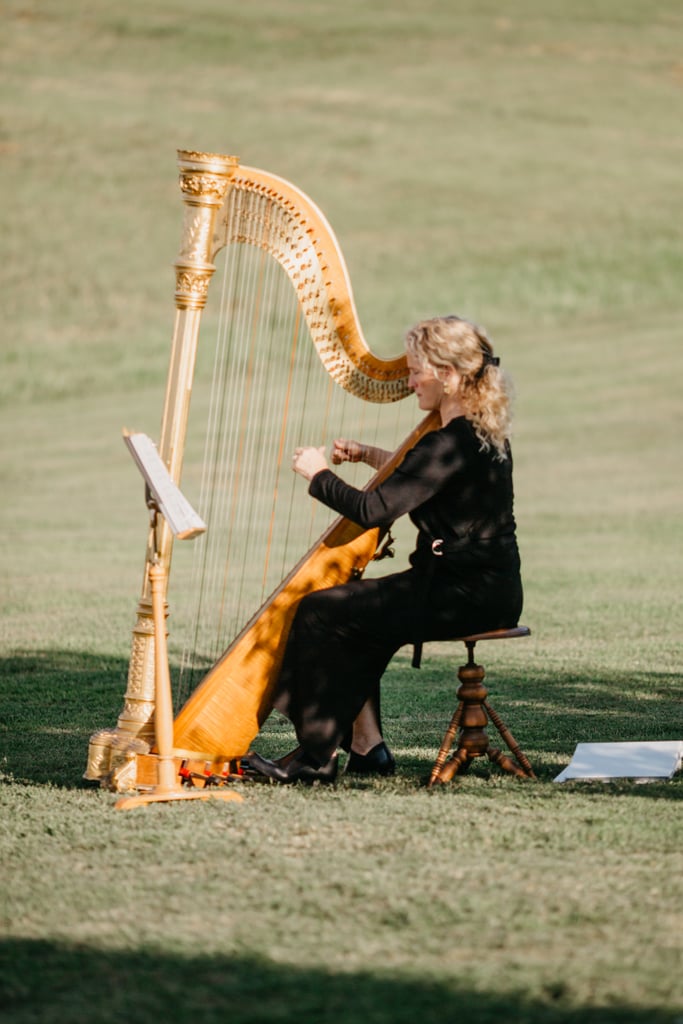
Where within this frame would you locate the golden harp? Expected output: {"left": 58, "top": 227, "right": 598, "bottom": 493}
{"left": 85, "top": 151, "right": 437, "bottom": 791}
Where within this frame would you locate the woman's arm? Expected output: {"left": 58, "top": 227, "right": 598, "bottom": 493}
{"left": 331, "top": 438, "right": 391, "bottom": 471}
{"left": 309, "top": 429, "right": 464, "bottom": 529}
{"left": 291, "top": 441, "right": 392, "bottom": 481}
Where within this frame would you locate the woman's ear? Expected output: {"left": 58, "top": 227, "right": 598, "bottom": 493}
{"left": 442, "top": 367, "right": 461, "bottom": 395}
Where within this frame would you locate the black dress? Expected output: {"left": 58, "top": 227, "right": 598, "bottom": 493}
{"left": 272, "top": 415, "right": 523, "bottom": 764}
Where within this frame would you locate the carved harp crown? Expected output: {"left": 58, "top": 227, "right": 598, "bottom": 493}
{"left": 88, "top": 151, "right": 436, "bottom": 783}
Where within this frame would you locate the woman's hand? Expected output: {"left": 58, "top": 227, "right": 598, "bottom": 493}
{"left": 292, "top": 446, "right": 328, "bottom": 481}
{"left": 331, "top": 438, "right": 365, "bottom": 464}
{"left": 332, "top": 438, "right": 391, "bottom": 471}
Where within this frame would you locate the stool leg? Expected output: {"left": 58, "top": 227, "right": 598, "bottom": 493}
{"left": 487, "top": 745, "right": 531, "bottom": 779}
{"left": 483, "top": 700, "right": 536, "bottom": 779}
{"left": 429, "top": 639, "right": 536, "bottom": 786}
{"left": 436, "top": 746, "right": 472, "bottom": 784}
{"left": 428, "top": 702, "right": 464, "bottom": 786}
{"left": 430, "top": 642, "right": 489, "bottom": 786}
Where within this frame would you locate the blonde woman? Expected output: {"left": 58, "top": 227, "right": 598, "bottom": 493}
{"left": 245, "top": 315, "right": 523, "bottom": 784}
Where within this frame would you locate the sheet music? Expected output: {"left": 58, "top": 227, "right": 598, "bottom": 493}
{"left": 554, "top": 741, "right": 683, "bottom": 783}
{"left": 123, "top": 431, "right": 206, "bottom": 540}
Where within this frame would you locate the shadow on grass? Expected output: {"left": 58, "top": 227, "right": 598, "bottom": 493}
{"left": 0, "top": 650, "right": 129, "bottom": 789}
{"left": 0, "top": 649, "right": 681, "bottom": 796}
{"left": 0, "top": 938, "right": 678, "bottom": 1024}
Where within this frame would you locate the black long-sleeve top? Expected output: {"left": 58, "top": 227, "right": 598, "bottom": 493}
{"left": 309, "top": 416, "right": 518, "bottom": 571}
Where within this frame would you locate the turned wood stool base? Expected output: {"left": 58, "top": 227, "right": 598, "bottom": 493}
{"left": 428, "top": 626, "right": 534, "bottom": 786}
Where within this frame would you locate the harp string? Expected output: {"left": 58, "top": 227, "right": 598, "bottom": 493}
{"left": 278, "top": 304, "right": 319, "bottom": 582}
{"left": 176, "top": 190, "right": 260, "bottom": 693}
{"left": 171, "top": 225, "right": 324, "bottom": 697}
{"left": 205, "top": 201, "right": 262, "bottom": 640}
{"left": 216, "top": 191, "right": 290, "bottom": 640}
{"left": 172, "top": 185, "right": 405, "bottom": 708}
{"left": 230, "top": 245, "right": 291, "bottom": 622}
{"left": 306, "top": 370, "right": 338, "bottom": 543}
{"left": 262, "top": 303, "right": 302, "bottom": 594}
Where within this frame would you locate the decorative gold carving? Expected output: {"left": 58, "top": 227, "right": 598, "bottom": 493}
{"left": 179, "top": 173, "right": 231, "bottom": 205}
{"left": 119, "top": 698, "right": 154, "bottom": 725}
{"left": 115, "top": 603, "right": 161, "bottom": 743}
{"left": 84, "top": 728, "right": 119, "bottom": 780}
{"left": 219, "top": 179, "right": 410, "bottom": 403}
{"left": 178, "top": 149, "right": 239, "bottom": 169}
{"left": 177, "top": 150, "right": 238, "bottom": 207}
{"left": 178, "top": 210, "right": 213, "bottom": 264}
{"left": 108, "top": 753, "right": 138, "bottom": 793}
{"left": 125, "top": 641, "right": 155, "bottom": 700}
{"left": 175, "top": 267, "right": 213, "bottom": 310}
{"left": 105, "top": 736, "right": 151, "bottom": 793}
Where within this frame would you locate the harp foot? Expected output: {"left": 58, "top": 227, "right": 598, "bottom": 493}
{"left": 115, "top": 788, "right": 243, "bottom": 811}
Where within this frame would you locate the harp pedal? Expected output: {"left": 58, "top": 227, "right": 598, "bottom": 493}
{"left": 179, "top": 759, "right": 240, "bottom": 789}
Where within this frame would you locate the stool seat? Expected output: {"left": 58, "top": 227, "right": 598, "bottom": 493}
{"left": 429, "top": 624, "right": 534, "bottom": 786}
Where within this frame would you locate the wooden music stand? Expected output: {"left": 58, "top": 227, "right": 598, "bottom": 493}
{"left": 115, "top": 432, "right": 243, "bottom": 811}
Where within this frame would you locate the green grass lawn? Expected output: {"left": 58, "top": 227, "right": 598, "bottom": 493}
{"left": 1, "top": 2, "right": 682, "bottom": 1021}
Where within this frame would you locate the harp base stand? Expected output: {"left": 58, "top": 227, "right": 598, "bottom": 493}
{"left": 115, "top": 788, "right": 243, "bottom": 810}
{"left": 116, "top": 505, "right": 243, "bottom": 811}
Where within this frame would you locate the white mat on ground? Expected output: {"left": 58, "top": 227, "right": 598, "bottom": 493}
{"left": 554, "top": 741, "right": 683, "bottom": 783}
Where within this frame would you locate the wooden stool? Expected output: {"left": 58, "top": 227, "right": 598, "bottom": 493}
{"left": 428, "top": 626, "right": 535, "bottom": 786}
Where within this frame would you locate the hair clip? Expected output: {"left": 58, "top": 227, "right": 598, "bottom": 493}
{"left": 475, "top": 352, "right": 500, "bottom": 378}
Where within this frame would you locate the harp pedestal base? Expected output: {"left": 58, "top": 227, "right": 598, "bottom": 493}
{"left": 116, "top": 753, "right": 244, "bottom": 809}
{"left": 115, "top": 561, "right": 244, "bottom": 810}
{"left": 428, "top": 627, "right": 535, "bottom": 786}
{"left": 135, "top": 751, "right": 242, "bottom": 788}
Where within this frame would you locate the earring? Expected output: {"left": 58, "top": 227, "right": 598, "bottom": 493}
{"left": 443, "top": 382, "right": 451, "bottom": 395}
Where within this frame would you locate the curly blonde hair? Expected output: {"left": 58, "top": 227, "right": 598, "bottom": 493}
{"left": 404, "top": 315, "right": 513, "bottom": 460}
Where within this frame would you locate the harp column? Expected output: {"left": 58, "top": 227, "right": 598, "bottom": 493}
{"left": 84, "top": 151, "right": 238, "bottom": 784}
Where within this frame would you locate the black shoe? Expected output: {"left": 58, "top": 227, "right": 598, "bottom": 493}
{"left": 244, "top": 750, "right": 338, "bottom": 786}
{"left": 346, "top": 741, "right": 396, "bottom": 777}
{"left": 240, "top": 746, "right": 301, "bottom": 776}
